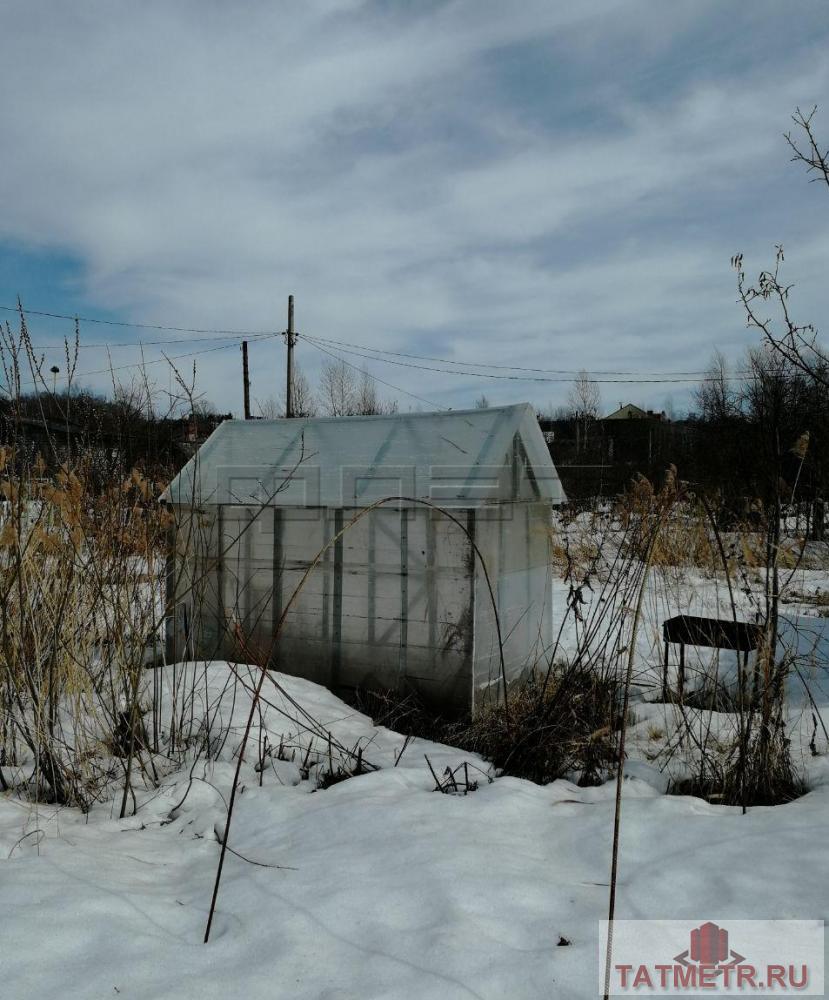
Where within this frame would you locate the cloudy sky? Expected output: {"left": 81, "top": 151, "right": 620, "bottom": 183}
{"left": 1, "top": 1, "right": 828, "bottom": 416}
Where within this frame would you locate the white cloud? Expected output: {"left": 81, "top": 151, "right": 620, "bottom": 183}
{"left": 1, "top": 1, "right": 828, "bottom": 414}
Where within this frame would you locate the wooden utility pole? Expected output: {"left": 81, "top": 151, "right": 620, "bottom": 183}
{"left": 285, "top": 294, "right": 296, "bottom": 418}
{"left": 241, "top": 340, "right": 251, "bottom": 419}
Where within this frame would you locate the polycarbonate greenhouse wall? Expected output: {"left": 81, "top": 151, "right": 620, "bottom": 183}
{"left": 163, "top": 404, "right": 564, "bottom": 713}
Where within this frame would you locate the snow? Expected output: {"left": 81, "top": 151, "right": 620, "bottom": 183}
{"left": 549, "top": 560, "right": 829, "bottom": 708}
{"left": 2, "top": 658, "right": 828, "bottom": 999}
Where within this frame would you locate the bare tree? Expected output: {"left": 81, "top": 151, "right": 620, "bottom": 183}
{"left": 733, "top": 107, "right": 829, "bottom": 390}
{"left": 257, "top": 363, "right": 317, "bottom": 419}
{"left": 786, "top": 104, "right": 829, "bottom": 190}
{"left": 474, "top": 394, "right": 491, "bottom": 409}
{"left": 354, "top": 368, "right": 397, "bottom": 415}
{"left": 290, "top": 365, "right": 317, "bottom": 417}
{"left": 694, "top": 350, "right": 737, "bottom": 423}
{"left": 319, "top": 359, "right": 358, "bottom": 416}
{"left": 255, "top": 395, "right": 280, "bottom": 419}
{"left": 567, "top": 370, "right": 600, "bottom": 419}
{"left": 734, "top": 245, "right": 829, "bottom": 392}
{"left": 319, "top": 360, "right": 396, "bottom": 416}
{"left": 191, "top": 398, "right": 219, "bottom": 418}
{"left": 567, "top": 369, "right": 601, "bottom": 449}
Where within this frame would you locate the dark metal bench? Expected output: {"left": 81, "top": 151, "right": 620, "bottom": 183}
{"left": 661, "top": 614, "right": 763, "bottom": 701}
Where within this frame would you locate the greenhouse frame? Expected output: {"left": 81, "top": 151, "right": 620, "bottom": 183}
{"left": 162, "top": 403, "right": 565, "bottom": 714}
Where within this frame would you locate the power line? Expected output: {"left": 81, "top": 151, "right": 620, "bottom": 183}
{"left": 14, "top": 337, "right": 277, "bottom": 390}
{"left": 3, "top": 298, "right": 774, "bottom": 384}
{"left": 12, "top": 331, "right": 273, "bottom": 350}
{"left": 1, "top": 303, "right": 277, "bottom": 338}
{"left": 302, "top": 336, "right": 447, "bottom": 411}
{"left": 302, "top": 334, "right": 728, "bottom": 385}
{"left": 304, "top": 332, "right": 716, "bottom": 378}
{"left": 72, "top": 338, "right": 276, "bottom": 381}
{"left": 57, "top": 332, "right": 271, "bottom": 349}
{"left": 5, "top": 300, "right": 729, "bottom": 377}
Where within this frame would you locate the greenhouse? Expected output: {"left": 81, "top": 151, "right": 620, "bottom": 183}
{"left": 162, "top": 403, "right": 565, "bottom": 713}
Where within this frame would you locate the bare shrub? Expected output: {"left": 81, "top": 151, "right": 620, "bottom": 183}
{"left": 0, "top": 311, "right": 240, "bottom": 813}
{"left": 446, "top": 669, "right": 619, "bottom": 786}
{"left": 0, "top": 444, "right": 173, "bottom": 808}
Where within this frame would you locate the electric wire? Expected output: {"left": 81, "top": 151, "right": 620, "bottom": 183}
{"left": 0, "top": 302, "right": 276, "bottom": 338}
{"left": 12, "top": 337, "right": 278, "bottom": 391}
{"left": 301, "top": 335, "right": 447, "bottom": 411}
{"left": 1, "top": 300, "right": 790, "bottom": 385}
{"left": 301, "top": 335, "right": 731, "bottom": 385}
{"left": 303, "top": 331, "right": 715, "bottom": 378}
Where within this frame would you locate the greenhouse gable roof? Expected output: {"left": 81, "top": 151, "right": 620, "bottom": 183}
{"left": 162, "top": 403, "right": 564, "bottom": 508}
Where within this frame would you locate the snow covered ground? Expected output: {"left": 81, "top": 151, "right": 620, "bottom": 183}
{"left": 1, "top": 651, "right": 828, "bottom": 1000}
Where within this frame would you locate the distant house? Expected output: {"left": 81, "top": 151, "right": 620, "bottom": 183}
{"left": 604, "top": 403, "right": 666, "bottom": 422}
{"left": 162, "top": 403, "right": 565, "bottom": 714}
{"left": 171, "top": 410, "right": 233, "bottom": 457}
{"left": 599, "top": 402, "right": 670, "bottom": 471}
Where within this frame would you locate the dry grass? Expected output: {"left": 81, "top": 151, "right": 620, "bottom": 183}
{"left": 0, "top": 452, "right": 173, "bottom": 808}
{"left": 445, "top": 669, "right": 621, "bottom": 786}
{"left": 350, "top": 666, "right": 622, "bottom": 787}
{"left": 669, "top": 731, "right": 806, "bottom": 806}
